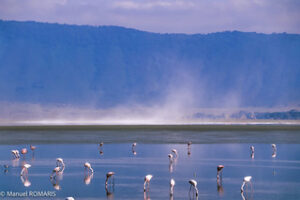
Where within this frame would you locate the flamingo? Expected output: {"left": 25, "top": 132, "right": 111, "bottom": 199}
{"left": 189, "top": 179, "right": 199, "bottom": 197}
{"left": 144, "top": 174, "right": 153, "bottom": 192}
{"left": 20, "top": 163, "right": 31, "bottom": 176}
{"left": 105, "top": 172, "right": 115, "bottom": 186}
{"left": 241, "top": 176, "right": 252, "bottom": 193}
{"left": 100, "top": 142, "right": 104, "bottom": 147}
{"left": 168, "top": 154, "right": 174, "bottom": 162}
{"left": 272, "top": 144, "right": 277, "bottom": 158}
{"left": 171, "top": 149, "right": 178, "bottom": 158}
{"left": 250, "top": 146, "right": 255, "bottom": 159}
{"left": 217, "top": 165, "right": 224, "bottom": 179}
{"left": 11, "top": 150, "right": 20, "bottom": 159}
{"left": 250, "top": 146, "right": 254, "bottom": 154}
{"left": 65, "top": 197, "right": 75, "bottom": 200}
{"left": 170, "top": 178, "right": 175, "bottom": 196}
{"left": 132, "top": 142, "right": 137, "bottom": 149}
{"left": 30, "top": 145, "right": 36, "bottom": 151}
{"left": 187, "top": 142, "right": 192, "bottom": 156}
{"left": 132, "top": 143, "right": 137, "bottom": 155}
{"left": 21, "top": 148, "right": 28, "bottom": 156}
{"left": 84, "top": 162, "right": 94, "bottom": 174}
{"left": 56, "top": 158, "right": 65, "bottom": 168}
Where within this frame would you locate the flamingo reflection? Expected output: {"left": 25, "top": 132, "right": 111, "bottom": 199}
{"left": 170, "top": 178, "right": 175, "bottom": 196}
{"left": 20, "top": 175, "right": 31, "bottom": 187}
{"left": 84, "top": 173, "right": 93, "bottom": 185}
{"left": 106, "top": 187, "right": 114, "bottom": 200}
{"left": 50, "top": 175, "right": 61, "bottom": 190}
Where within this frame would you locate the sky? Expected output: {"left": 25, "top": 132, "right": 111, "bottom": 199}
{"left": 0, "top": 0, "right": 299, "bottom": 34}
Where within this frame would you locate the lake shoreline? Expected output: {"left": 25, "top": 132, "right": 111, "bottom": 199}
{"left": 0, "top": 123, "right": 300, "bottom": 131}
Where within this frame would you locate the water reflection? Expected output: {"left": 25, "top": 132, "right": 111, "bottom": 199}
{"left": 106, "top": 187, "right": 114, "bottom": 200}
{"left": 20, "top": 175, "right": 31, "bottom": 187}
{"left": 50, "top": 176, "right": 61, "bottom": 190}
{"left": 0, "top": 143, "right": 299, "bottom": 199}
{"left": 84, "top": 173, "right": 93, "bottom": 185}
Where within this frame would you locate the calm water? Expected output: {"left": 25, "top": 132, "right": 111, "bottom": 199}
{"left": 0, "top": 126, "right": 300, "bottom": 199}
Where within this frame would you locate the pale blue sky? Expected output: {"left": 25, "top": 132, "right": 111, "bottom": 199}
{"left": 0, "top": 0, "right": 299, "bottom": 33}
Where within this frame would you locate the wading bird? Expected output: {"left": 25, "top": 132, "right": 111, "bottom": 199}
{"left": 241, "top": 176, "right": 252, "bottom": 193}
{"left": 20, "top": 163, "right": 31, "bottom": 176}
{"left": 132, "top": 142, "right": 137, "bottom": 155}
{"left": 11, "top": 150, "right": 20, "bottom": 159}
{"left": 170, "top": 178, "right": 175, "bottom": 196}
{"left": 189, "top": 179, "right": 199, "bottom": 197}
{"left": 187, "top": 142, "right": 192, "bottom": 156}
{"left": 105, "top": 172, "right": 115, "bottom": 186}
{"left": 250, "top": 146, "right": 255, "bottom": 159}
{"left": 171, "top": 149, "right": 178, "bottom": 158}
{"left": 217, "top": 165, "right": 224, "bottom": 179}
{"left": 56, "top": 158, "right": 65, "bottom": 169}
{"left": 21, "top": 148, "right": 28, "bottom": 157}
{"left": 132, "top": 142, "right": 137, "bottom": 149}
{"left": 144, "top": 174, "right": 153, "bottom": 192}
{"left": 84, "top": 162, "right": 94, "bottom": 174}
{"left": 30, "top": 145, "right": 36, "bottom": 151}
{"left": 168, "top": 154, "right": 174, "bottom": 162}
{"left": 272, "top": 144, "right": 277, "bottom": 158}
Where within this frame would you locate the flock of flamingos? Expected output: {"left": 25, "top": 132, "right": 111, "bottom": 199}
{"left": 6, "top": 142, "right": 278, "bottom": 200}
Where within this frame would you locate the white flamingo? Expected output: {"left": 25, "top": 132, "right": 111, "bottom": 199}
{"left": 105, "top": 172, "right": 115, "bottom": 186}
{"left": 168, "top": 154, "right": 174, "bottom": 162}
{"left": 56, "top": 158, "right": 65, "bottom": 170}
{"left": 241, "top": 176, "right": 252, "bottom": 193}
{"left": 144, "top": 174, "right": 153, "bottom": 192}
{"left": 171, "top": 149, "right": 178, "bottom": 158}
{"left": 84, "top": 162, "right": 94, "bottom": 174}
{"left": 272, "top": 144, "right": 277, "bottom": 158}
{"left": 217, "top": 165, "right": 224, "bottom": 179}
{"left": 189, "top": 179, "right": 199, "bottom": 197}
{"left": 11, "top": 150, "right": 20, "bottom": 159}
{"left": 20, "top": 163, "right": 31, "bottom": 176}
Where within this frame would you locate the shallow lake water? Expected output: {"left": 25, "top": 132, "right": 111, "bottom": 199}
{"left": 0, "top": 126, "right": 300, "bottom": 200}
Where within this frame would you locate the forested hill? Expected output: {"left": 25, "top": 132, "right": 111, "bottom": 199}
{"left": 0, "top": 20, "right": 299, "bottom": 108}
